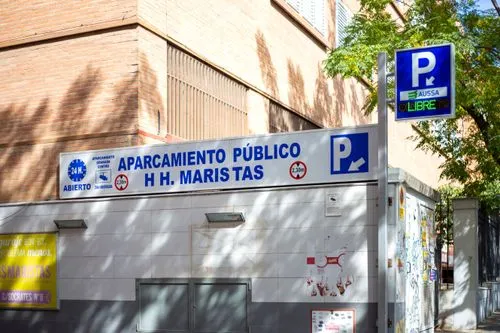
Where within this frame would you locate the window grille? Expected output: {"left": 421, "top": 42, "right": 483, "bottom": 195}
{"left": 167, "top": 45, "right": 248, "bottom": 140}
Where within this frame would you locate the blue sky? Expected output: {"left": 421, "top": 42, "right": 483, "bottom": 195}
{"left": 476, "top": 0, "right": 494, "bottom": 10}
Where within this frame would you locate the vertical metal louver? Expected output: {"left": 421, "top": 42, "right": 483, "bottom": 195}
{"left": 167, "top": 45, "right": 248, "bottom": 140}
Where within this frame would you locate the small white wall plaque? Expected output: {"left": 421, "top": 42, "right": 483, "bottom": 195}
{"left": 325, "top": 192, "right": 342, "bottom": 217}
{"left": 311, "top": 309, "right": 355, "bottom": 333}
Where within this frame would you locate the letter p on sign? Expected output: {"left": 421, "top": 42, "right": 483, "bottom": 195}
{"left": 411, "top": 51, "right": 436, "bottom": 87}
{"left": 332, "top": 137, "right": 351, "bottom": 172}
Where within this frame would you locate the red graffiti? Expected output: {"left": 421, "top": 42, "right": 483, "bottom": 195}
{"left": 306, "top": 253, "right": 345, "bottom": 268}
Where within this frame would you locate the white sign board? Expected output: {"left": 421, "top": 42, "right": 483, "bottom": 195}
{"left": 311, "top": 309, "right": 355, "bottom": 333}
{"left": 59, "top": 126, "right": 377, "bottom": 199}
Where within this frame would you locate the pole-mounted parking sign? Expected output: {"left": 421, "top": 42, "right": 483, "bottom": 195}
{"left": 395, "top": 44, "right": 455, "bottom": 121}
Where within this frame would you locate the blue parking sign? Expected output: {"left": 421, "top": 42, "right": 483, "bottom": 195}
{"left": 330, "top": 133, "right": 369, "bottom": 175}
{"left": 395, "top": 44, "right": 455, "bottom": 121}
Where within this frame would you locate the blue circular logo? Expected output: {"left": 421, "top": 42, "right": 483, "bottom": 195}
{"left": 68, "top": 159, "right": 87, "bottom": 182}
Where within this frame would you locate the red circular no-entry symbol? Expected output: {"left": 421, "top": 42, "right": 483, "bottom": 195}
{"left": 289, "top": 161, "right": 307, "bottom": 180}
{"left": 114, "top": 174, "right": 129, "bottom": 191}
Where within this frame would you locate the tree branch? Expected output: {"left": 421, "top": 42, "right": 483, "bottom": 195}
{"left": 410, "top": 124, "right": 452, "bottom": 161}
{"left": 492, "top": 0, "right": 500, "bottom": 16}
{"left": 461, "top": 104, "right": 500, "bottom": 166}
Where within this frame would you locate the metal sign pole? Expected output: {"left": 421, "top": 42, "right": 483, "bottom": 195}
{"left": 377, "top": 52, "right": 389, "bottom": 333}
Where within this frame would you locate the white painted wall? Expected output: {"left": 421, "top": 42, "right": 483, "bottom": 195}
{"left": 452, "top": 198, "right": 479, "bottom": 330}
{"left": 0, "top": 184, "right": 378, "bottom": 304}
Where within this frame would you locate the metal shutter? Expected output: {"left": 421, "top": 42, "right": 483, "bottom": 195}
{"left": 336, "top": 0, "right": 353, "bottom": 47}
{"left": 138, "top": 281, "right": 190, "bottom": 332}
{"left": 193, "top": 281, "right": 249, "bottom": 333}
{"left": 137, "top": 279, "right": 250, "bottom": 333}
{"left": 286, "top": 0, "right": 325, "bottom": 35}
{"left": 314, "top": 0, "right": 326, "bottom": 35}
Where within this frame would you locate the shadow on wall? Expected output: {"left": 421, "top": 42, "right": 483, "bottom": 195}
{"left": 254, "top": 28, "right": 370, "bottom": 128}
{"left": 0, "top": 57, "right": 139, "bottom": 202}
{"left": 333, "top": 75, "right": 345, "bottom": 127}
{"left": 0, "top": 179, "right": 377, "bottom": 332}
{"left": 326, "top": 0, "right": 336, "bottom": 47}
{"left": 138, "top": 51, "right": 165, "bottom": 141}
{"left": 312, "top": 63, "right": 334, "bottom": 126}
{"left": 438, "top": 213, "right": 475, "bottom": 330}
{"left": 256, "top": 30, "right": 279, "bottom": 99}
{"left": 287, "top": 59, "right": 307, "bottom": 115}
{"left": 348, "top": 79, "right": 368, "bottom": 125}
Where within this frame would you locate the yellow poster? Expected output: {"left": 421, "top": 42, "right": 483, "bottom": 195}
{"left": 0, "top": 233, "right": 58, "bottom": 309}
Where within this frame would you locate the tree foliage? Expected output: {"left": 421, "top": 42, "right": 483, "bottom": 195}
{"left": 324, "top": 0, "right": 500, "bottom": 209}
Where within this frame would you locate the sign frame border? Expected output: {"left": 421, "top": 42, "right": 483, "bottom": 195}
{"left": 310, "top": 308, "right": 356, "bottom": 333}
{"left": 59, "top": 125, "right": 378, "bottom": 200}
{"left": 394, "top": 43, "right": 455, "bottom": 121}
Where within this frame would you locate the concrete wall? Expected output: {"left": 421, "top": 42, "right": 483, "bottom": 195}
{"left": 165, "top": 0, "right": 371, "bottom": 128}
{"left": 439, "top": 200, "right": 500, "bottom": 330}
{"left": 453, "top": 198, "right": 479, "bottom": 330}
{"left": 138, "top": 0, "right": 167, "bottom": 34}
{"left": 387, "top": 116, "right": 446, "bottom": 190}
{"left": 0, "top": 184, "right": 378, "bottom": 332}
{"left": 439, "top": 289, "right": 455, "bottom": 329}
{"left": 486, "top": 282, "right": 500, "bottom": 312}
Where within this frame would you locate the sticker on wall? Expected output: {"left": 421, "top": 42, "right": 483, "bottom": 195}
{"left": 305, "top": 242, "right": 353, "bottom": 298}
{"left": 311, "top": 309, "right": 355, "bottom": 333}
{"left": 325, "top": 192, "right": 342, "bottom": 217}
{"left": 405, "top": 195, "right": 421, "bottom": 331}
{"left": 398, "top": 186, "right": 406, "bottom": 221}
{"left": 422, "top": 269, "right": 429, "bottom": 282}
{"left": 395, "top": 319, "right": 405, "bottom": 333}
{"left": 430, "top": 269, "right": 437, "bottom": 281}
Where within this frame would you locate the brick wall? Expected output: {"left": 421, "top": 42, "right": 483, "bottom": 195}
{"left": 138, "top": 27, "right": 167, "bottom": 139}
{"left": 0, "top": 136, "right": 137, "bottom": 202}
{"left": 0, "top": 28, "right": 139, "bottom": 202}
{"left": 0, "top": 0, "right": 136, "bottom": 46}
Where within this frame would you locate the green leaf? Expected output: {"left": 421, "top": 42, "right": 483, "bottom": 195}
{"left": 324, "top": 0, "right": 500, "bottom": 210}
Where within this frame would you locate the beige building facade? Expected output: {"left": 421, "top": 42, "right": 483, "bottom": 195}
{"left": 0, "top": 0, "right": 443, "bottom": 203}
